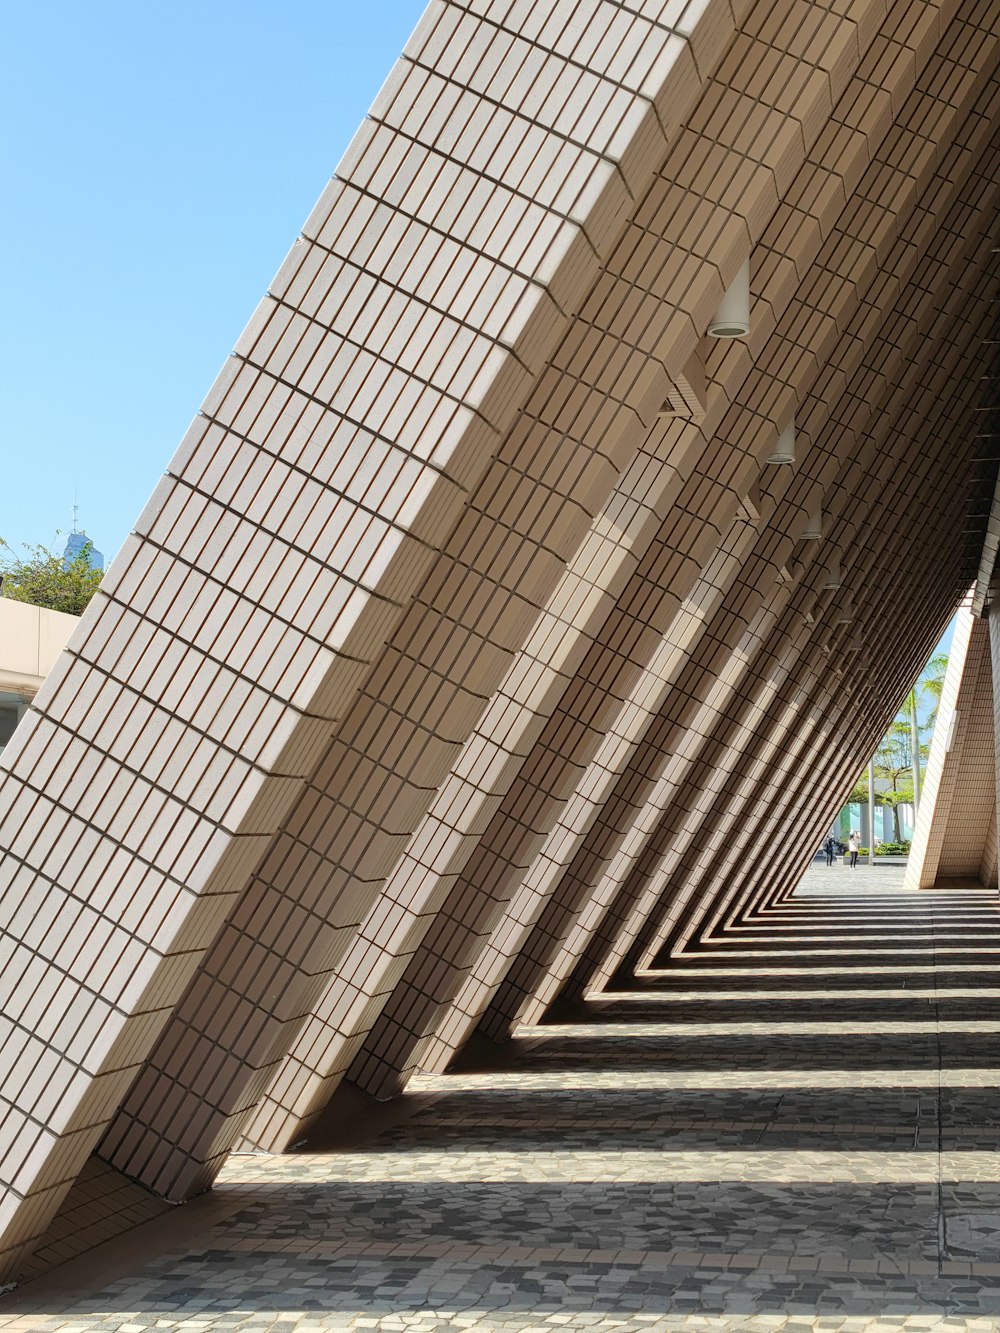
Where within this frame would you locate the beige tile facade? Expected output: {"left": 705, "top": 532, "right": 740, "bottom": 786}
{"left": 905, "top": 603, "right": 998, "bottom": 891}
{"left": 0, "top": 0, "right": 998, "bottom": 1286}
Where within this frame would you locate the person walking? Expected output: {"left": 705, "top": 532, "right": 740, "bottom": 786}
{"left": 848, "top": 830, "right": 862, "bottom": 869}
{"left": 823, "top": 835, "right": 838, "bottom": 867}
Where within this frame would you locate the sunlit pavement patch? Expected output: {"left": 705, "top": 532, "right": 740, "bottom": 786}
{"left": 5, "top": 873, "right": 1000, "bottom": 1330}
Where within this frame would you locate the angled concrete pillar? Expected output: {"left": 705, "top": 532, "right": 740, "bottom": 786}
{"left": 0, "top": 0, "right": 997, "bottom": 1288}
{"left": 906, "top": 603, "right": 996, "bottom": 889}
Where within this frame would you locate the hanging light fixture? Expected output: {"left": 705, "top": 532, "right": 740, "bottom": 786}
{"left": 707, "top": 259, "right": 750, "bottom": 338}
{"left": 822, "top": 552, "right": 842, "bottom": 590}
{"left": 803, "top": 505, "right": 824, "bottom": 539}
{"left": 766, "top": 416, "right": 796, "bottom": 466}
{"left": 834, "top": 594, "right": 855, "bottom": 625}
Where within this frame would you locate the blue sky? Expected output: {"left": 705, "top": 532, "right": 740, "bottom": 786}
{"left": 0, "top": 3, "right": 963, "bottom": 676}
{"left": 1, "top": 1, "right": 423, "bottom": 564}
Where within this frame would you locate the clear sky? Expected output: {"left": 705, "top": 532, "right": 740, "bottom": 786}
{"left": 1, "top": 1, "right": 424, "bottom": 566}
{"left": 0, "top": 4, "right": 969, "bottom": 682}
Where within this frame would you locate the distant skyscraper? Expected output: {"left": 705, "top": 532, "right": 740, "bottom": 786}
{"left": 63, "top": 529, "right": 103, "bottom": 571}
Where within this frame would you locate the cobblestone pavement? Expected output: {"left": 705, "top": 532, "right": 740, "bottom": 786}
{"left": 4, "top": 868, "right": 1000, "bottom": 1332}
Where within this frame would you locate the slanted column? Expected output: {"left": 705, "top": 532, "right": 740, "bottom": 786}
{"left": 989, "top": 581, "right": 1000, "bottom": 887}
{"left": 905, "top": 604, "right": 996, "bottom": 890}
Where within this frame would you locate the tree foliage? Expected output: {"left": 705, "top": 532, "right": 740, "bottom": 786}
{"left": 844, "top": 649, "right": 947, "bottom": 839}
{"left": 919, "top": 652, "right": 949, "bottom": 727}
{"left": 0, "top": 538, "right": 102, "bottom": 616}
{"left": 875, "top": 719, "right": 917, "bottom": 782}
{"left": 873, "top": 719, "right": 926, "bottom": 839}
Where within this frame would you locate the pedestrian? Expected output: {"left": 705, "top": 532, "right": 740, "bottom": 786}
{"left": 823, "top": 835, "right": 837, "bottom": 867}
{"left": 848, "top": 830, "right": 861, "bottom": 869}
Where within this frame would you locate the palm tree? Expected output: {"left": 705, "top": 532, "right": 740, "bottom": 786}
{"left": 904, "top": 652, "right": 949, "bottom": 817}
{"left": 841, "top": 650, "right": 948, "bottom": 839}
{"left": 906, "top": 687, "right": 921, "bottom": 814}
{"left": 920, "top": 652, "right": 949, "bottom": 729}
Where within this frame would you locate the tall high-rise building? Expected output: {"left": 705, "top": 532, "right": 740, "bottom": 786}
{"left": 62, "top": 528, "right": 103, "bottom": 571}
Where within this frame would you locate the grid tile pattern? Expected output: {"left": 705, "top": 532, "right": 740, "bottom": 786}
{"left": 658, "top": 143, "right": 1000, "bottom": 949}
{"left": 472, "top": 51, "right": 1000, "bottom": 1027}
{"left": 0, "top": 0, "right": 720, "bottom": 1269}
{"left": 352, "top": 0, "right": 1000, "bottom": 1082}
{"left": 96, "top": 0, "right": 740, "bottom": 1197}
{"left": 0, "top": 0, "right": 997, "bottom": 1289}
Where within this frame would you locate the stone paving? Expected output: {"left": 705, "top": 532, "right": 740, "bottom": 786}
{"left": 4, "top": 866, "right": 1000, "bottom": 1332}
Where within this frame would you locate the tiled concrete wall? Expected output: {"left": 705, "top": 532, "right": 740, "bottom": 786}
{"left": 354, "top": 0, "right": 1000, "bottom": 1082}
{"left": 471, "top": 63, "right": 1000, "bottom": 1008}
{"left": 0, "top": 0, "right": 720, "bottom": 1269}
{"left": 692, "top": 220, "right": 999, "bottom": 935}
{"left": 988, "top": 593, "right": 1000, "bottom": 883}
{"left": 0, "top": 0, "right": 997, "bottom": 1284}
{"left": 629, "top": 90, "right": 1000, "bottom": 945}
{"left": 906, "top": 608, "right": 997, "bottom": 889}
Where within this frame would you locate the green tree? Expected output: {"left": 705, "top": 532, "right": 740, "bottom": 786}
{"left": 848, "top": 771, "right": 869, "bottom": 805}
{"left": 0, "top": 538, "right": 102, "bottom": 615}
{"left": 841, "top": 649, "right": 947, "bottom": 841}
{"left": 880, "top": 785, "right": 915, "bottom": 840}
{"left": 919, "top": 652, "right": 949, "bottom": 728}
{"left": 903, "top": 652, "right": 948, "bottom": 816}
{"left": 874, "top": 719, "right": 927, "bottom": 840}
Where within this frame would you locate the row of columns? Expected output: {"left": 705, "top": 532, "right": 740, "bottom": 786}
{"left": 0, "top": 0, "right": 997, "bottom": 1286}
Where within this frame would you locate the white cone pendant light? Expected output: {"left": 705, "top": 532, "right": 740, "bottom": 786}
{"left": 803, "top": 506, "right": 824, "bottom": 539}
{"left": 822, "top": 554, "right": 842, "bottom": 589}
{"left": 766, "top": 417, "right": 796, "bottom": 465}
{"left": 708, "top": 259, "right": 750, "bottom": 337}
{"left": 834, "top": 594, "right": 855, "bottom": 625}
